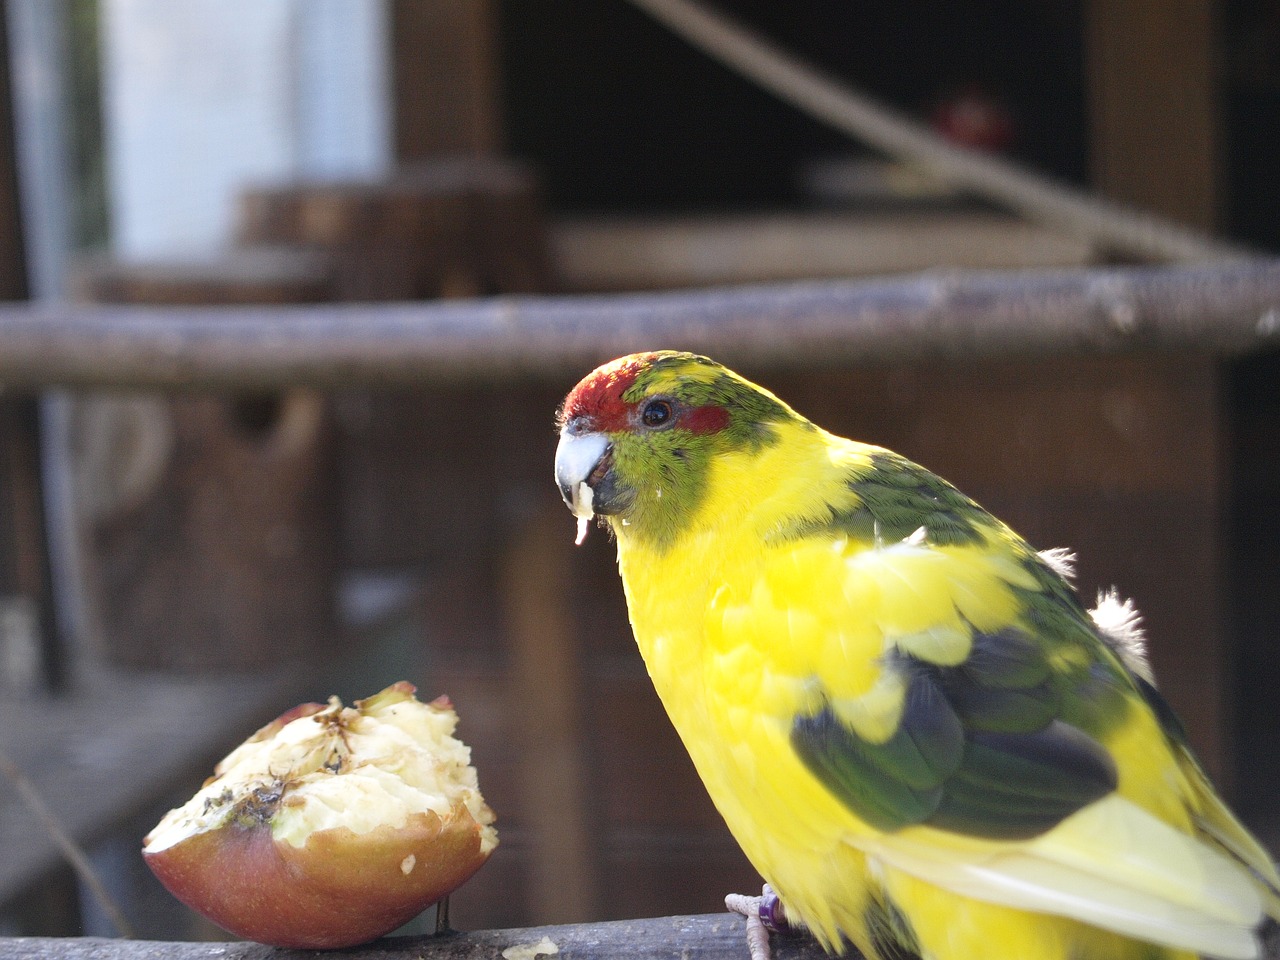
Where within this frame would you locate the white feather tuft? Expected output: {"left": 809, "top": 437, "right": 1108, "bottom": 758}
{"left": 1090, "top": 587, "right": 1153, "bottom": 685}
{"left": 1038, "top": 547, "right": 1078, "bottom": 584}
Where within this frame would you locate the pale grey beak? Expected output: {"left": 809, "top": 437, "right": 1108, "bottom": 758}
{"left": 554, "top": 428, "right": 609, "bottom": 518}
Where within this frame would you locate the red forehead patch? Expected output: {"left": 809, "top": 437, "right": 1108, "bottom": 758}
{"left": 561, "top": 353, "right": 658, "bottom": 430}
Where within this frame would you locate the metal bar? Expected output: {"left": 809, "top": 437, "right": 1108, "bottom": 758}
{"left": 0, "top": 261, "right": 1277, "bottom": 390}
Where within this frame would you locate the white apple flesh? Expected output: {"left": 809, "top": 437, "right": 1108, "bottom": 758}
{"left": 143, "top": 682, "right": 498, "bottom": 948}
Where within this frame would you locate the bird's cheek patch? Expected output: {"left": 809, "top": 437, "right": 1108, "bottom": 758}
{"left": 683, "top": 405, "right": 731, "bottom": 434}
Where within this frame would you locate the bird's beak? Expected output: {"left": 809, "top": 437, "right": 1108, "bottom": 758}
{"left": 555, "top": 427, "right": 610, "bottom": 520}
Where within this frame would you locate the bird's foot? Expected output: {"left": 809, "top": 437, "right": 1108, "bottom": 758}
{"left": 725, "top": 883, "right": 788, "bottom": 960}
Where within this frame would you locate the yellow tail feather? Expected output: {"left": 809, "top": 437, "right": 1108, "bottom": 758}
{"left": 851, "top": 795, "right": 1266, "bottom": 959}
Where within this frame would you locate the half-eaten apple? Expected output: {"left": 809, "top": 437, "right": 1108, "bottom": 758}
{"left": 143, "top": 682, "right": 498, "bottom": 948}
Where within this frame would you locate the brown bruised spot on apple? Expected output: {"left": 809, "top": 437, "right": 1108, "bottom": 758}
{"left": 142, "top": 682, "right": 498, "bottom": 949}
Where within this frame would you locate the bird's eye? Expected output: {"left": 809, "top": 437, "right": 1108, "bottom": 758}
{"left": 641, "top": 399, "right": 674, "bottom": 428}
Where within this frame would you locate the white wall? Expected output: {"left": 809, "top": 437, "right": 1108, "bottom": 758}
{"left": 100, "top": 0, "right": 391, "bottom": 258}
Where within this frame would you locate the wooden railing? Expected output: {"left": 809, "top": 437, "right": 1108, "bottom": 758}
{"left": 0, "top": 260, "right": 1275, "bottom": 390}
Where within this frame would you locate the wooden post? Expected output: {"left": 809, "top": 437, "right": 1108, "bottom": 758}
{"left": 0, "top": 2, "right": 27, "bottom": 299}
{"left": 391, "top": 0, "right": 504, "bottom": 160}
{"left": 1086, "top": 0, "right": 1220, "bottom": 229}
{"left": 499, "top": 505, "right": 601, "bottom": 923}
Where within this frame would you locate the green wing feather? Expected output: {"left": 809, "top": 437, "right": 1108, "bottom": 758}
{"left": 783, "top": 451, "right": 1275, "bottom": 957}
{"left": 789, "top": 456, "right": 1127, "bottom": 841}
{"left": 791, "top": 630, "right": 1119, "bottom": 840}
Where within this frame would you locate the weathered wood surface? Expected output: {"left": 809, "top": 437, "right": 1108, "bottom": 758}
{"left": 2, "top": 914, "right": 1278, "bottom": 960}
{"left": 499, "top": 506, "right": 601, "bottom": 922}
{"left": 0, "top": 261, "right": 1276, "bottom": 390}
{"left": 390, "top": 0, "right": 503, "bottom": 160}
{"left": 0, "top": 915, "right": 839, "bottom": 960}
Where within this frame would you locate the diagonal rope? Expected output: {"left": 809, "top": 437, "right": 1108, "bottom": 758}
{"left": 623, "top": 0, "right": 1252, "bottom": 264}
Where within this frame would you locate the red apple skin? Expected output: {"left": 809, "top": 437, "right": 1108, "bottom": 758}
{"left": 143, "top": 803, "right": 492, "bottom": 948}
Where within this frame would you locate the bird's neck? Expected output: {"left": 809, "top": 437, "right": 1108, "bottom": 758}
{"left": 611, "top": 422, "right": 868, "bottom": 671}
{"left": 612, "top": 419, "right": 845, "bottom": 547}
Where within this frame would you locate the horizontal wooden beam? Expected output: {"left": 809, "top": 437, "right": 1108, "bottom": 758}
{"left": 5, "top": 911, "right": 1280, "bottom": 960}
{"left": 0, "top": 261, "right": 1278, "bottom": 391}
{"left": 551, "top": 212, "right": 1096, "bottom": 292}
{"left": 0, "top": 915, "right": 836, "bottom": 960}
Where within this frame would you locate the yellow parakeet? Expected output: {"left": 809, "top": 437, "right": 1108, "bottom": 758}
{"left": 553, "top": 351, "right": 1279, "bottom": 960}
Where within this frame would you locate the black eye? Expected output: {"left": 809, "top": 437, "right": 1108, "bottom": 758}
{"left": 641, "top": 399, "right": 674, "bottom": 428}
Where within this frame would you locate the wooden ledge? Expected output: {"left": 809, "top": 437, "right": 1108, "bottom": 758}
{"left": 0, "top": 915, "right": 838, "bottom": 960}
{"left": 3, "top": 913, "right": 1278, "bottom": 960}
{"left": 550, "top": 211, "right": 1097, "bottom": 292}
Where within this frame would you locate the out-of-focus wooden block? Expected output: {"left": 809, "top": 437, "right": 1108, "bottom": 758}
{"left": 77, "top": 390, "right": 336, "bottom": 669}
{"left": 70, "top": 255, "right": 339, "bottom": 670}
{"left": 237, "top": 159, "right": 551, "bottom": 300}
